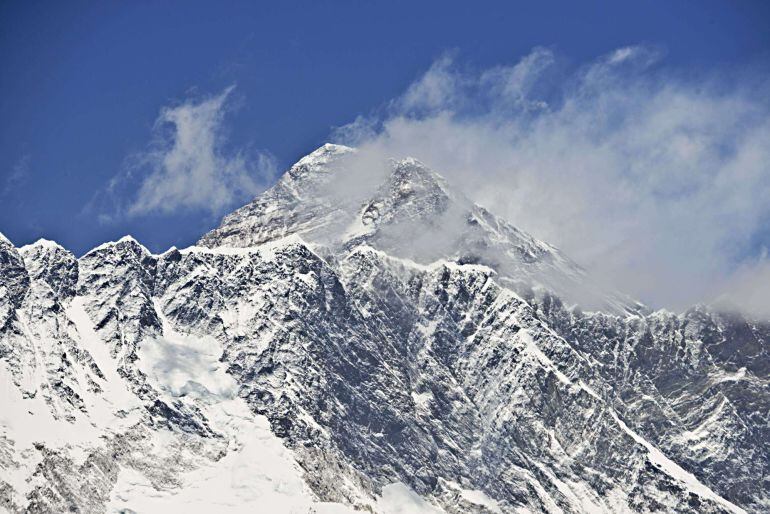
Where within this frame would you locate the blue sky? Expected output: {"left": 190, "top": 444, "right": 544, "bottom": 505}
{"left": 1, "top": 0, "right": 767, "bottom": 255}
{"left": 1, "top": 1, "right": 770, "bottom": 312}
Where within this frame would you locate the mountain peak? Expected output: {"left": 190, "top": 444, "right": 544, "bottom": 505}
{"left": 19, "top": 238, "right": 66, "bottom": 254}
{"left": 386, "top": 157, "right": 453, "bottom": 204}
{"left": 295, "top": 143, "right": 354, "bottom": 166}
{"left": 19, "top": 239, "right": 78, "bottom": 301}
{"left": 195, "top": 146, "right": 633, "bottom": 311}
{"left": 82, "top": 234, "right": 151, "bottom": 258}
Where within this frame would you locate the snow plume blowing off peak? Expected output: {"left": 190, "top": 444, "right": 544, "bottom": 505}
{"left": 330, "top": 45, "right": 770, "bottom": 318}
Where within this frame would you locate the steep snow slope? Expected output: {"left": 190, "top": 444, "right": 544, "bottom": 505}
{"left": 1, "top": 145, "right": 768, "bottom": 513}
{"left": 108, "top": 301, "right": 355, "bottom": 514}
{"left": 1, "top": 237, "right": 366, "bottom": 513}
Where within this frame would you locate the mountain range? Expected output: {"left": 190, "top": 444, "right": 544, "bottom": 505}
{"left": 1, "top": 144, "right": 768, "bottom": 513}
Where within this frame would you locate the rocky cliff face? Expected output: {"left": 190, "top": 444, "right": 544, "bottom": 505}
{"left": 0, "top": 145, "right": 767, "bottom": 513}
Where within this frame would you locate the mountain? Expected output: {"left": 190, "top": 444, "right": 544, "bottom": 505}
{"left": 0, "top": 144, "right": 768, "bottom": 513}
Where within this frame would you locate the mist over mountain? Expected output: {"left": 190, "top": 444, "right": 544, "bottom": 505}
{"left": 1, "top": 145, "right": 768, "bottom": 513}
{"left": 328, "top": 47, "right": 770, "bottom": 318}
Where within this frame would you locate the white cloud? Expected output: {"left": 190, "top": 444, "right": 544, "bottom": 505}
{"left": 479, "top": 46, "right": 555, "bottom": 109}
{"left": 715, "top": 249, "right": 770, "bottom": 318}
{"left": 397, "top": 53, "right": 461, "bottom": 114}
{"left": 332, "top": 47, "right": 770, "bottom": 314}
{"left": 126, "top": 85, "right": 276, "bottom": 216}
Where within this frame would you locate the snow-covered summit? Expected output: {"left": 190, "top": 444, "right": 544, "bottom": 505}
{"left": 81, "top": 234, "right": 152, "bottom": 258}
{"left": 293, "top": 142, "right": 354, "bottom": 167}
{"left": 200, "top": 144, "right": 635, "bottom": 313}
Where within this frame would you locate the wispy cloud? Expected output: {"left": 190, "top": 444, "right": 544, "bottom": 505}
{"left": 94, "top": 85, "right": 275, "bottom": 221}
{"left": 3, "top": 155, "right": 30, "bottom": 196}
{"left": 714, "top": 249, "right": 770, "bottom": 318}
{"left": 129, "top": 85, "right": 275, "bottom": 216}
{"left": 332, "top": 46, "right": 770, "bottom": 316}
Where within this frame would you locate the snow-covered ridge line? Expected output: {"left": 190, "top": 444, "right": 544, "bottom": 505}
{"left": 76, "top": 233, "right": 314, "bottom": 262}
{"left": 610, "top": 411, "right": 747, "bottom": 514}
{"left": 18, "top": 238, "right": 65, "bottom": 253}
{"left": 178, "top": 233, "right": 309, "bottom": 258}
{"left": 294, "top": 142, "right": 355, "bottom": 168}
{"left": 346, "top": 244, "right": 498, "bottom": 276}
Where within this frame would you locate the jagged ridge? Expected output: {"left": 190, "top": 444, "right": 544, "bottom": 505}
{"left": 0, "top": 145, "right": 768, "bottom": 513}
